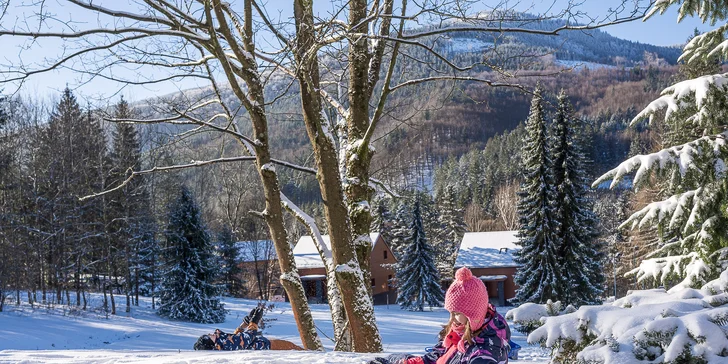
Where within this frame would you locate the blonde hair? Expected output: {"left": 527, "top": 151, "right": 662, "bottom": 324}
{"left": 440, "top": 312, "right": 481, "bottom": 345}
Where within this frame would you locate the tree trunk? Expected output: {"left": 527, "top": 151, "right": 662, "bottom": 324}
{"left": 255, "top": 259, "right": 264, "bottom": 300}
{"left": 207, "top": 0, "right": 323, "bottom": 350}
{"left": 126, "top": 240, "right": 132, "bottom": 312}
{"left": 110, "top": 281, "right": 116, "bottom": 315}
{"left": 134, "top": 265, "right": 139, "bottom": 306}
{"left": 327, "top": 267, "right": 351, "bottom": 351}
{"left": 345, "top": 0, "right": 376, "bottom": 299}
{"left": 0, "top": 277, "right": 4, "bottom": 312}
{"left": 151, "top": 252, "right": 156, "bottom": 310}
{"left": 103, "top": 285, "right": 108, "bottom": 315}
{"left": 64, "top": 284, "right": 70, "bottom": 306}
{"left": 293, "top": 0, "right": 382, "bottom": 352}
{"left": 75, "top": 262, "right": 81, "bottom": 306}
{"left": 249, "top": 93, "right": 322, "bottom": 351}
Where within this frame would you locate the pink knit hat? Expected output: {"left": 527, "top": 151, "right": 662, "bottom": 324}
{"left": 444, "top": 267, "right": 489, "bottom": 330}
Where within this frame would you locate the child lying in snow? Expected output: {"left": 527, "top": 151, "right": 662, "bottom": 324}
{"left": 194, "top": 306, "right": 271, "bottom": 351}
{"left": 369, "top": 267, "right": 512, "bottom": 364}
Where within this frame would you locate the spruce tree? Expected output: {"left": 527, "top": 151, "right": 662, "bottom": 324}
{"left": 514, "top": 88, "right": 562, "bottom": 304}
{"left": 434, "top": 185, "right": 466, "bottom": 280}
{"left": 396, "top": 198, "right": 444, "bottom": 311}
{"left": 370, "top": 195, "right": 392, "bottom": 234}
{"left": 158, "top": 187, "right": 226, "bottom": 323}
{"left": 216, "top": 226, "right": 244, "bottom": 297}
{"left": 389, "top": 199, "right": 412, "bottom": 259}
{"left": 551, "top": 91, "right": 604, "bottom": 305}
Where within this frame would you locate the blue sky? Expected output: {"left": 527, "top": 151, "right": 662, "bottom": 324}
{"left": 0, "top": 0, "right": 713, "bottom": 101}
{"left": 547, "top": 1, "right": 710, "bottom": 46}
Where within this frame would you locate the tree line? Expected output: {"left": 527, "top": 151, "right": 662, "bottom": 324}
{"left": 0, "top": 89, "right": 251, "bottom": 318}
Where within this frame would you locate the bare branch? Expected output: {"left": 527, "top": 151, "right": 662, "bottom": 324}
{"left": 79, "top": 156, "right": 257, "bottom": 201}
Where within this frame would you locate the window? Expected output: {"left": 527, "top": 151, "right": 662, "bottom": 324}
{"left": 383, "top": 250, "right": 388, "bottom": 259}
{"left": 371, "top": 278, "right": 376, "bottom": 287}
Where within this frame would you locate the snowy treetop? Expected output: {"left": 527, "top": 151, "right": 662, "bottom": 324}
{"left": 455, "top": 231, "right": 521, "bottom": 268}
{"left": 235, "top": 240, "right": 276, "bottom": 262}
{"left": 294, "top": 233, "right": 382, "bottom": 269}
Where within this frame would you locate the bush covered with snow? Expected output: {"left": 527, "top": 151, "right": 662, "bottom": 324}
{"left": 505, "top": 300, "right": 575, "bottom": 334}
{"left": 521, "top": 270, "right": 728, "bottom": 363}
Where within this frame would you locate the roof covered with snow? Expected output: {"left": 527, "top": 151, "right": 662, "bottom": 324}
{"left": 455, "top": 231, "right": 521, "bottom": 268}
{"left": 294, "top": 233, "right": 381, "bottom": 269}
{"left": 236, "top": 240, "right": 277, "bottom": 262}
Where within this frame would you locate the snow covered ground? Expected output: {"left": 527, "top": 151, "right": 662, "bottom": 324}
{"left": 0, "top": 295, "right": 550, "bottom": 363}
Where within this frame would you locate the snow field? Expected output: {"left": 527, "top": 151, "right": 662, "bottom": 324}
{"left": 0, "top": 294, "right": 549, "bottom": 363}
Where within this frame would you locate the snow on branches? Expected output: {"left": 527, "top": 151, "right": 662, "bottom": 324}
{"left": 631, "top": 73, "right": 728, "bottom": 127}
{"left": 593, "top": 132, "right": 728, "bottom": 191}
{"left": 594, "top": 131, "right": 728, "bottom": 288}
{"left": 525, "top": 270, "right": 728, "bottom": 363}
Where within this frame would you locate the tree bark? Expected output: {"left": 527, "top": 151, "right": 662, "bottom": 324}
{"left": 208, "top": 0, "right": 323, "bottom": 350}
{"left": 345, "top": 0, "right": 376, "bottom": 297}
{"left": 293, "top": 0, "right": 382, "bottom": 352}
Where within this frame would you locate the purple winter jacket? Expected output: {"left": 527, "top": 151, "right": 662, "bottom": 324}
{"left": 419, "top": 306, "right": 511, "bottom": 364}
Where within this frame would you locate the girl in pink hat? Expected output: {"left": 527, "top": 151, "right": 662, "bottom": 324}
{"left": 369, "top": 267, "right": 511, "bottom": 364}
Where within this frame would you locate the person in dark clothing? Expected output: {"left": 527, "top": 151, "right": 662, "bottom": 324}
{"left": 369, "top": 267, "right": 511, "bottom": 364}
{"left": 193, "top": 306, "right": 271, "bottom": 351}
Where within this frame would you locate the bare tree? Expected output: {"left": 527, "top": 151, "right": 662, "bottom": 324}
{"left": 494, "top": 181, "right": 519, "bottom": 230}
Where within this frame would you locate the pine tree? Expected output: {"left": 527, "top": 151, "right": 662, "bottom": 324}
{"left": 396, "top": 198, "right": 444, "bottom": 311}
{"left": 514, "top": 88, "right": 562, "bottom": 304}
{"left": 216, "top": 226, "right": 244, "bottom": 297}
{"left": 157, "top": 187, "right": 226, "bottom": 323}
{"left": 551, "top": 91, "right": 604, "bottom": 305}
{"left": 434, "top": 185, "right": 466, "bottom": 280}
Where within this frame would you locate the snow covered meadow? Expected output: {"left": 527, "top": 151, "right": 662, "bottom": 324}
{"left": 0, "top": 295, "right": 549, "bottom": 363}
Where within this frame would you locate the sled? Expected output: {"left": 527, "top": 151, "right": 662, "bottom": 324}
{"left": 508, "top": 340, "right": 521, "bottom": 360}
{"left": 269, "top": 338, "right": 304, "bottom": 351}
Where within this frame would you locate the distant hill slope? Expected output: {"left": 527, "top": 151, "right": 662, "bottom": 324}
{"left": 133, "top": 17, "right": 681, "bottom": 194}
{"left": 437, "top": 16, "right": 681, "bottom": 66}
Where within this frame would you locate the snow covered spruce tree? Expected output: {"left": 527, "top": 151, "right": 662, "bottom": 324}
{"left": 370, "top": 195, "right": 393, "bottom": 235}
{"left": 550, "top": 91, "right": 604, "bottom": 306}
{"left": 396, "top": 198, "right": 445, "bottom": 311}
{"left": 157, "top": 187, "right": 225, "bottom": 323}
{"left": 594, "top": 1, "right": 728, "bottom": 290}
{"left": 434, "top": 186, "right": 467, "bottom": 280}
{"left": 389, "top": 199, "right": 412, "bottom": 259}
{"left": 514, "top": 88, "right": 563, "bottom": 304}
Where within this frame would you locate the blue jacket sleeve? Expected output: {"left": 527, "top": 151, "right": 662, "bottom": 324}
{"left": 420, "top": 341, "right": 448, "bottom": 364}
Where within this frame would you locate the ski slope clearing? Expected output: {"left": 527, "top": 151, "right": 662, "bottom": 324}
{"left": 0, "top": 295, "right": 549, "bottom": 363}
